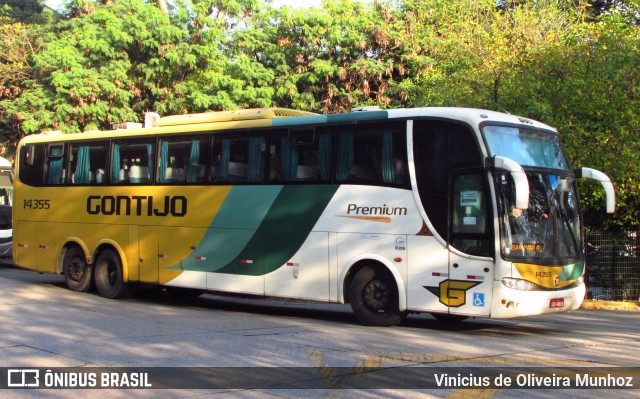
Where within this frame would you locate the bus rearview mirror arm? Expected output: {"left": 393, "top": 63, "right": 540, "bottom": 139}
{"left": 574, "top": 167, "right": 616, "bottom": 213}
{"left": 487, "top": 156, "right": 530, "bottom": 210}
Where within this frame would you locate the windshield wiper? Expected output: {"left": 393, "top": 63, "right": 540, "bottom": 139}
{"left": 557, "top": 189, "right": 579, "bottom": 257}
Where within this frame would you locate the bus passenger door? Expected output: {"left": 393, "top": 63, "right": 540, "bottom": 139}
{"left": 447, "top": 170, "right": 494, "bottom": 317}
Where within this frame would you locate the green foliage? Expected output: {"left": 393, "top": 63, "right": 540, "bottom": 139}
{"left": 518, "top": 9, "right": 640, "bottom": 230}
{"left": 1, "top": 0, "right": 639, "bottom": 229}
{"left": 0, "top": 0, "right": 45, "bottom": 23}
{"left": 239, "top": 0, "right": 419, "bottom": 112}
{"left": 394, "top": 0, "right": 640, "bottom": 230}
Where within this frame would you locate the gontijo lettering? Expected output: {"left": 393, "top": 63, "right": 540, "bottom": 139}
{"left": 87, "top": 195, "right": 187, "bottom": 217}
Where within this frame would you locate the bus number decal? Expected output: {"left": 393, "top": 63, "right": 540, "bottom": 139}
{"left": 24, "top": 199, "right": 51, "bottom": 210}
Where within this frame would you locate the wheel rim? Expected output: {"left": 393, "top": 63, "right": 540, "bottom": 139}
{"left": 362, "top": 279, "right": 391, "bottom": 312}
{"left": 106, "top": 262, "right": 118, "bottom": 287}
{"left": 68, "top": 258, "right": 86, "bottom": 282}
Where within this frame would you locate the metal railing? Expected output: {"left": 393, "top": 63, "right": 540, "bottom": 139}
{"left": 586, "top": 231, "right": 640, "bottom": 301}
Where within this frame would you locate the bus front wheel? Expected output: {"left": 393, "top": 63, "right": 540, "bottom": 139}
{"left": 63, "top": 246, "right": 92, "bottom": 292}
{"left": 349, "top": 265, "right": 403, "bottom": 327}
{"left": 94, "top": 249, "right": 129, "bottom": 299}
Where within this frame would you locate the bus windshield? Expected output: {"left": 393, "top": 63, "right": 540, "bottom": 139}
{"left": 484, "top": 125, "right": 582, "bottom": 260}
{"left": 496, "top": 170, "right": 582, "bottom": 261}
{"left": 483, "top": 125, "right": 569, "bottom": 170}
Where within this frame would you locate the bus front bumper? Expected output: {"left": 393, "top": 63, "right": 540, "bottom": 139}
{"left": 490, "top": 279, "right": 586, "bottom": 319}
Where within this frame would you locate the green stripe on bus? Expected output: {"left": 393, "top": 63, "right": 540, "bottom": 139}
{"left": 171, "top": 186, "right": 283, "bottom": 272}
{"left": 215, "top": 185, "right": 339, "bottom": 276}
{"left": 559, "top": 261, "right": 584, "bottom": 281}
{"left": 170, "top": 185, "right": 339, "bottom": 275}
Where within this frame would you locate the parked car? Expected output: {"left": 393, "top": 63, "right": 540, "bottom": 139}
{"left": 0, "top": 157, "right": 13, "bottom": 258}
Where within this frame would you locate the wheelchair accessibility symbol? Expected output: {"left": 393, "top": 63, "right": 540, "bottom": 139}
{"left": 473, "top": 293, "right": 485, "bottom": 307}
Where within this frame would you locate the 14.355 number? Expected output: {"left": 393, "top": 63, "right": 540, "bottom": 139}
{"left": 23, "top": 199, "right": 50, "bottom": 210}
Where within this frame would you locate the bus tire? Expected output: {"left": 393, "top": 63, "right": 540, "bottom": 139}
{"left": 63, "top": 246, "right": 92, "bottom": 292}
{"left": 349, "top": 265, "right": 403, "bottom": 327}
{"left": 94, "top": 249, "right": 129, "bottom": 299}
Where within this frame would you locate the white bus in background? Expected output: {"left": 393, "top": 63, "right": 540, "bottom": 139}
{"left": 0, "top": 156, "right": 13, "bottom": 258}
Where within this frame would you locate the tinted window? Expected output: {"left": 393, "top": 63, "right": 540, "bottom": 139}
{"left": 68, "top": 141, "right": 109, "bottom": 185}
{"left": 268, "top": 128, "right": 333, "bottom": 183}
{"left": 413, "top": 120, "right": 483, "bottom": 238}
{"left": 46, "top": 144, "right": 66, "bottom": 185}
{"left": 210, "top": 134, "right": 266, "bottom": 183}
{"left": 335, "top": 123, "right": 408, "bottom": 186}
{"left": 157, "top": 137, "right": 208, "bottom": 184}
{"left": 18, "top": 144, "right": 46, "bottom": 186}
{"left": 111, "top": 140, "right": 155, "bottom": 184}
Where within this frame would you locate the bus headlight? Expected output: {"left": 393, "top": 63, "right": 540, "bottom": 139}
{"left": 502, "top": 277, "right": 536, "bottom": 291}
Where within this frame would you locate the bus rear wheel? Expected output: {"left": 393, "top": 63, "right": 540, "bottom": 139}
{"left": 349, "top": 265, "right": 403, "bottom": 327}
{"left": 94, "top": 249, "right": 129, "bottom": 299}
{"left": 63, "top": 246, "right": 92, "bottom": 292}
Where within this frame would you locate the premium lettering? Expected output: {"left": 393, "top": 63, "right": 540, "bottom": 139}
{"left": 346, "top": 203, "right": 407, "bottom": 216}
{"left": 87, "top": 195, "right": 187, "bottom": 217}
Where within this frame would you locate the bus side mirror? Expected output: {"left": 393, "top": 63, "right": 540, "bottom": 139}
{"left": 491, "top": 156, "right": 530, "bottom": 210}
{"left": 574, "top": 167, "right": 615, "bottom": 213}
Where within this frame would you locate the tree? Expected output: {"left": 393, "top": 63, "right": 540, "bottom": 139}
{"left": 0, "top": 0, "right": 192, "bottom": 134}
{"left": 0, "top": 0, "right": 45, "bottom": 23}
{"left": 398, "top": 0, "right": 570, "bottom": 110}
{"left": 0, "top": 16, "right": 42, "bottom": 156}
{"left": 512, "top": 8, "right": 640, "bottom": 229}
{"left": 392, "top": 0, "right": 640, "bottom": 229}
{"left": 172, "top": 0, "right": 277, "bottom": 112}
{"left": 234, "top": 0, "right": 423, "bottom": 113}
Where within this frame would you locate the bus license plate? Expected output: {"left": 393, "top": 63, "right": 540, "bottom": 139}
{"left": 550, "top": 298, "right": 564, "bottom": 308}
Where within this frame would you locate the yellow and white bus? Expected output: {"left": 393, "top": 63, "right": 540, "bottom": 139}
{"left": 12, "top": 107, "right": 615, "bottom": 326}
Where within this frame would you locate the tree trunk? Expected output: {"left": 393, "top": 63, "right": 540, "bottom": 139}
{"left": 157, "top": 0, "right": 169, "bottom": 14}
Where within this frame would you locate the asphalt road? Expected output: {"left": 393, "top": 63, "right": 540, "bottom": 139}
{"left": 0, "top": 262, "right": 638, "bottom": 399}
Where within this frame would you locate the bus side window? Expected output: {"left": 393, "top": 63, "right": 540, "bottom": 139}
{"left": 46, "top": 144, "right": 66, "bottom": 185}
{"left": 335, "top": 124, "right": 407, "bottom": 186}
{"left": 158, "top": 137, "right": 207, "bottom": 184}
{"left": 210, "top": 135, "right": 266, "bottom": 184}
{"left": 413, "top": 120, "right": 483, "bottom": 240}
{"left": 68, "top": 142, "right": 109, "bottom": 185}
{"left": 19, "top": 144, "right": 46, "bottom": 186}
{"left": 111, "top": 140, "right": 155, "bottom": 184}
{"left": 268, "top": 128, "right": 332, "bottom": 183}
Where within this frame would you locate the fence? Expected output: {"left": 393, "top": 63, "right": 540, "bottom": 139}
{"left": 585, "top": 230, "right": 640, "bottom": 301}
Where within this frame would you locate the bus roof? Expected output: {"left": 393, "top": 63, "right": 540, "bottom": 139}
{"left": 21, "top": 107, "right": 557, "bottom": 144}
{"left": 155, "top": 108, "right": 318, "bottom": 127}
{"left": 271, "top": 107, "right": 556, "bottom": 132}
